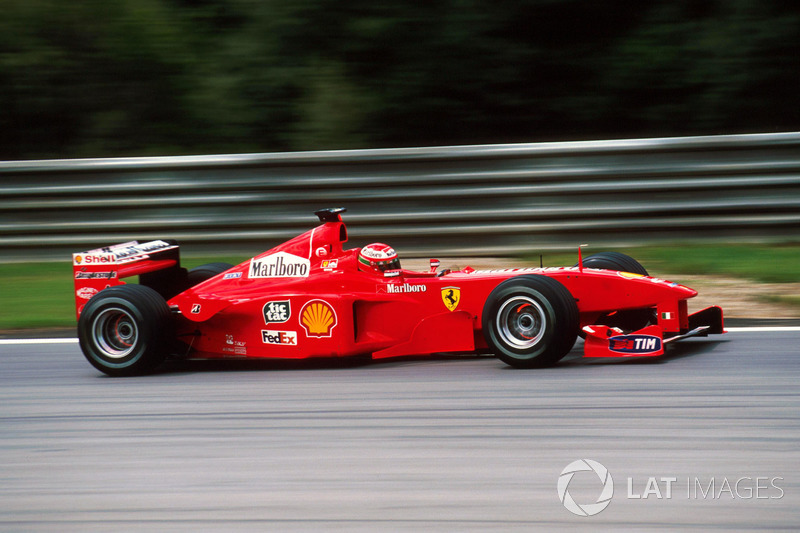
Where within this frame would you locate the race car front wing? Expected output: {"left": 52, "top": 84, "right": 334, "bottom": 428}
{"left": 583, "top": 305, "right": 724, "bottom": 357}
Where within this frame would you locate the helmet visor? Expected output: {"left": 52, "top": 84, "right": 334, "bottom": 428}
{"left": 377, "top": 258, "right": 401, "bottom": 271}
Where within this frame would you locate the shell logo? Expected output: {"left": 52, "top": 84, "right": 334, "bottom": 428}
{"left": 300, "top": 299, "right": 337, "bottom": 337}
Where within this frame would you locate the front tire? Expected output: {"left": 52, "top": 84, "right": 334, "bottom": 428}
{"left": 78, "top": 284, "right": 172, "bottom": 376}
{"left": 576, "top": 252, "right": 653, "bottom": 332}
{"left": 576, "top": 251, "right": 648, "bottom": 276}
{"left": 482, "top": 275, "right": 579, "bottom": 368}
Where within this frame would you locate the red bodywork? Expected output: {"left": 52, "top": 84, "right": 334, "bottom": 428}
{"left": 73, "top": 212, "right": 724, "bottom": 361}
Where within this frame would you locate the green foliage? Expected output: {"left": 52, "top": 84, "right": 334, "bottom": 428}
{"left": 758, "top": 294, "right": 800, "bottom": 309}
{"left": 182, "top": 255, "right": 248, "bottom": 270}
{"left": 0, "top": 255, "right": 252, "bottom": 330}
{"left": 2, "top": 0, "right": 800, "bottom": 158}
{"left": 0, "top": 262, "right": 75, "bottom": 329}
{"left": 624, "top": 243, "right": 800, "bottom": 284}
{"left": 526, "top": 243, "right": 800, "bottom": 284}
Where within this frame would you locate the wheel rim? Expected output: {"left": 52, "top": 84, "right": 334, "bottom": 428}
{"left": 92, "top": 307, "right": 138, "bottom": 359}
{"left": 496, "top": 296, "right": 546, "bottom": 349}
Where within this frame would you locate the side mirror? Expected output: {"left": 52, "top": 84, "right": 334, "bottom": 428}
{"left": 429, "top": 258, "right": 440, "bottom": 273}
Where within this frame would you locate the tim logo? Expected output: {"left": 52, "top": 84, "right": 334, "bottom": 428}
{"left": 608, "top": 334, "right": 662, "bottom": 354}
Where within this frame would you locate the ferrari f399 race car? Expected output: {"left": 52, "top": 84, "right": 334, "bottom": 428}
{"left": 73, "top": 208, "right": 724, "bottom": 376}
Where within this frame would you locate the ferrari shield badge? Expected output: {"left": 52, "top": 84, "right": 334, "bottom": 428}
{"left": 441, "top": 287, "right": 461, "bottom": 311}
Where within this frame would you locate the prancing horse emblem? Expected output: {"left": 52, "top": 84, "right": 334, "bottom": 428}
{"left": 441, "top": 287, "right": 461, "bottom": 311}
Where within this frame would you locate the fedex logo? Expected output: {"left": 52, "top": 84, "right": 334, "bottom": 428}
{"left": 609, "top": 334, "right": 662, "bottom": 354}
{"left": 261, "top": 330, "right": 298, "bottom": 346}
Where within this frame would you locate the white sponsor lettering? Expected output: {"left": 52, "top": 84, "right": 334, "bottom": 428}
{"left": 112, "top": 240, "right": 173, "bottom": 261}
{"left": 634, "top": 337, "right": 657, "bottom": 350}
{"left": 75, "top": 271, "right": 117, "bottom": 280}
{"left": 472, "top": 267, "right": 553, "bottom": 274}
{"left": 74, "top": 240, "right": 175, "bottom": 266}
{"left": 385, "top": 283, "right": 427, "bottom": 294}
{"left": 249, "top": 252, "right": 310, "bottom": 278}
{"left": 262, "top": 330, "right": 298, "bottom": 345}
{"left": 76, "top": 287, "right": 98, "bottom": 300}
{"left": 361, "top": 246, "right": 395, "bottom": 259}
{"left": 263, "top": 301, "right": 291, "bottom": 324}
{"left": 225, "top": 334, "right": 246, "bottom": 347}
{"left": 73, "top": 253, "right": 115, "bottom": 266}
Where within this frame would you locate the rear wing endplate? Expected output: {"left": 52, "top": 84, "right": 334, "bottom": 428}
{"left": 72, "top": 240, "right": 182, "bottom": 319}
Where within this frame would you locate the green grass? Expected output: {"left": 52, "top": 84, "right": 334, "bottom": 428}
{"left": 619, "top": 244, "right": 800, "bottom": 284}
{"left": 1, "top": 245, "right": 799, "bottom": 330}
{"left": 758, "top": 294, "right": 800, "bottom": 308}
{"left": 532, "top": 243, "right": 800, "bottom": 284}
{"left": 182, "top": 256, "right": 250, "bottom": 270}
{"left": 0, "top": 262, "right": 77, "bottom": 329}
{"left": 0, "top": 256, "right": 248, "bottom": 331}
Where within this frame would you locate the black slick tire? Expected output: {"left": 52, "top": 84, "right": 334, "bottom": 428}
{"left": 78, "top": 284, "right": 172, "bottom": 377}
{"left": 187, "top": 262, "right": 234, "bottom": 287}
{"left": 482, "top": 275, "right": 579, "bottom": 368}
{"left": 576, "top": 252, "right": 648, "bottom": 276}
{"left": 575, "top": 252, "right": 652, "bottom": 333}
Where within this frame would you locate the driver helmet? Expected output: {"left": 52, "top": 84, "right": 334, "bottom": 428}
{"left": 358, "top": 243, "right": 400, "bottom": 273}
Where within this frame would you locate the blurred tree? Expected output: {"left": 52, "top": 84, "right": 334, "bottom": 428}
{"left": 0, "top": 0, "right": 202, "bottom": 158}
{"left": 597, "top": 0, "right": 800, "bottom": 136}
{"left": 0, "top": 0, "right": 798, "bottom": 159}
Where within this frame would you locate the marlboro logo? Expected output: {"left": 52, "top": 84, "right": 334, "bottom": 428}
{"left": 249, "top": 252, "right": 310, "bottom": 279}
{"left": 383, "top": 283, "right": 427, "bottom": 294}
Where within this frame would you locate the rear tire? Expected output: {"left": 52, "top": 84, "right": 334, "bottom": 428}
{"left": 482, "top": 275, "right": 579, "bottom": 368}
{"left": 78, "top": 284, "right": 172, "bottom": 377}
{"left": 187, "top": 262, "right": 234, "bottom": 286}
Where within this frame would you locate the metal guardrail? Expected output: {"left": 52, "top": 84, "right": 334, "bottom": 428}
{"left": 1, "top": 132, "right": 799, "bottom": 261}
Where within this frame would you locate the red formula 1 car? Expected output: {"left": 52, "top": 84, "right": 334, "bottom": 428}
{"left": 73, "top": 208, "right": 724, "bottom": 376}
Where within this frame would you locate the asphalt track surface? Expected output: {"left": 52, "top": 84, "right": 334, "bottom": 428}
{"left": 1, "top": 329, "right": 799, "bottom": 531}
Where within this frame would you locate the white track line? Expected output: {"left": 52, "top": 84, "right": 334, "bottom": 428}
{"left": 725, "top": 327, "right": 800, "bottom": 333}
{"left": 0, "top": 338, "right": 78, "bottom": 345}
{"left": 0, "top": 327, "right": 797, "bottom": 345}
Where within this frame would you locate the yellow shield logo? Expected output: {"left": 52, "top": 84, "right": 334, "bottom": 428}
{"left": 300, "top": 299, "right": 337, "bottom": 337}
{"left": 441, "top": 287, "right": 461, "bottom": 311}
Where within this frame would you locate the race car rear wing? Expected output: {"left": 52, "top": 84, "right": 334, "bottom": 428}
{"left": 72, "top": 240, "right": 185, "bottom": 319}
